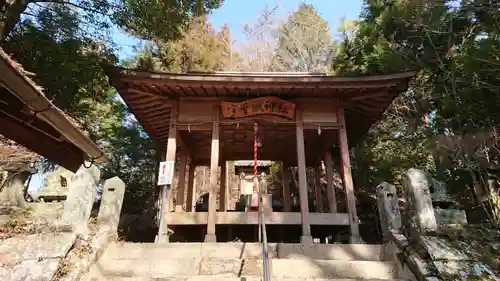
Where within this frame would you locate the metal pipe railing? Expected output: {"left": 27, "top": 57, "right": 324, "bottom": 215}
{"left": 259, "top": 173, "right": 271, "bottom": 281}
{"left": 253, "top": 123, "right": 270, "bottom": 281}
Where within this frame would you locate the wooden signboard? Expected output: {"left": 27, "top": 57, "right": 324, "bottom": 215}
{"left": 221, "top": 96, "right": 296, "bottom": 119}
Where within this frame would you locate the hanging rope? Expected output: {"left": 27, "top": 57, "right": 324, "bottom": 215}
{"left": 253, "top": 123, "right": 258, "bottom": 180}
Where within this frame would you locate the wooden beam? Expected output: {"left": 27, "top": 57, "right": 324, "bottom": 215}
{"left": 205, "top": 105, "right": 220, "bottom": 242}
{"left": 303, "top": 123, "right": 341, "bottom": 130}
{"left": 175, "top": 154, "right": 188, "bottom": 212}
{"left": 347, "top": 91, "right": 387, "bottom": 101}
{"left": 296, "top": 110, "right": 311, "bottom": 243}
{"left": 153, "top": 150, "right": 163, "bottom": 226}
{"left": 177, "top": 123, "right": 212, "bottom": 131}
{"left": 177, "top": 133, "right": 191, "bottom": 158}
{"left": 314, "top": 165, "right": 323, "bottom": 213}
{"left": 324, "top": 151, "right": 337, "bottom": 213}
{"left": 157, "top": 101, "right": 178, "bottom": 243}
{"left": 0, "top": 98, "right": 65, "bottom": 142}
{"left": 0, "top": 111, "right": 83, "bottom": 172}
{"left": 186, "top": 162, "right": 195, "bottom": 212}
{"left": 226, "top": 161, "right": 237, "bottom": 211}
{"left": 127, "top": 101, "right": 170, "bottom": 112}
{"left": 109, "top": 65, "right": 414, "bottom": 83}
{"left": 281, "top": 163, "right": 291, "bottom": 212}
{"left": 220, "top": 161, "right": 227, "bottom": 212}
{"left": 123, "top": 94, "right": 163, "bottom": 107}
{"left": 337, "top": 108, "right": 360, "bottom": 243}
{"left": 117, "top": 68, "right": 413, "bottom": 84}
{"left": 164, "top": 212, "right": 350, "bottom": 225}
{"left": 125, "top": 88, "right": 170, "bottom": 100}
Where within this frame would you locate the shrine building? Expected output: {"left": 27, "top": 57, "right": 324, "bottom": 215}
{"left": 104, "top": 66, "right": 414, "bottom": 244}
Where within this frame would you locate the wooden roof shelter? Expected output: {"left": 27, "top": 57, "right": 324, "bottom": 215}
{"left": 0, "top": 50, "right": 106, "bottom": 172}
{"left": 105, "top": 65, "right": 415, "bottom": 243}
{"left": 105, "top": 66, "right": 414, "bottom": 164}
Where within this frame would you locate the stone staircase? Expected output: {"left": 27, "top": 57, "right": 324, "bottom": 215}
{"left": 82, "top": 242, "right": 407, "bottom": 281}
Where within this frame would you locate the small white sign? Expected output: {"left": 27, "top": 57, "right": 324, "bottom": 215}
{"left": 157, "top": 160, "right": 174, "bottom": 186}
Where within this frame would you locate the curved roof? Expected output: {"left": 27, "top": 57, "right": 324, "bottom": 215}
{"left": 104, "top": 65, "right": 415, "bottom": 148}
{"left": 0, "top": 50, "right": 106, "bottom": 172}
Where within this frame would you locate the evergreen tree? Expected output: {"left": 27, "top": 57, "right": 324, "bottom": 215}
{"left": 0, "top": 0, "right": 224, "bottom": 43}
{"left": 273, "top": 4, "right": 335, "bottom": 72}
{"left": 129, "top": 16, "right": 233, "bottom": 73}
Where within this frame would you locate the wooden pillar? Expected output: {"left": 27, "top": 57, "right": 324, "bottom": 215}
{"left": 314, "top": 165, "right": 323, "bottom": 213}
{"left": 175, "top": 154, "right": 188, "bottom": 212}
{"left": 226, "top": 161, "right": 236, "bottom": 210}
{"left": 337, "top": 108, "right": 360, "bottom": 243}
{"left": 157, "top": 102, "right": 178, "bottom": 243}
{"left": 186, "top": 163, "right": 195, "bottom": 212}
{"left": 324, "top": 151, "right": 337, "bottom": 213}
{"left": 167, "top": 167, "right": 177, "bottom": 211}
{"left": 296, "top": 110, "right": 312, "bottom": 243}
{"left": 154, "top": 150, "right": 163, "bottom": 225}
{"left": 220, "top": 161, "right": 227, "bottom": 211}
{"left": 281, "top": 163, "right": 291, "bottom": 212}
{"left": 205, "top": 106, "right": 220, "bottom": 242}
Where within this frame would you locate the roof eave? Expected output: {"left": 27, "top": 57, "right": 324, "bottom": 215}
{"left": 105, "top": 65, "right": 416, "bottom": 84}
{"left": 0, "top": 50, "right": 106, "bottom": 165}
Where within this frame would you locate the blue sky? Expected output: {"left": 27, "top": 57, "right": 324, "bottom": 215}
{"left": 113, "top": 0, "right": 364, "bottom": 61}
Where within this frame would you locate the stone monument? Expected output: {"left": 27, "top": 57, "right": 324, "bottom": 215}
{"left": 35, "top": 166, "right": 74, "bottom": 201}
{"left": 404, "top": 168, "right": 467, "bottom": 229}
{"left": 61, "top": 165, "right": 100, "bottom": 237}
{"left": 376, "top": 182, "right": 402, "bottom": 241}
{"left": 404, "top": 168, "right": 438, "bottom": 231}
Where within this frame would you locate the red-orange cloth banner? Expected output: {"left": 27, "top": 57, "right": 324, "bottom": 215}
{"left": 221, "top": 96, "right": 296, "bottom": 119}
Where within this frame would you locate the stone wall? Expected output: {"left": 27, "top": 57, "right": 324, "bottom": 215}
{"left": 0, "top": 170, "right": 30, "bottom": 208}
{"left": 0, "top": 166, "right": 126, "bottom": 281}
{"left": 34, "top": 167, "right": 74, "bottom": 201}
{"left": 377, "top": 168, "right": 499, "bottom": 281}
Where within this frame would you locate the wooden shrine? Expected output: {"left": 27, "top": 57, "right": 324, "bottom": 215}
{"left": 104, "top": 67, "right": 414, "bottom": 244}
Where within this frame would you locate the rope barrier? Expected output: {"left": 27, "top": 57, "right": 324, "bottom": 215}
{"left": 176, "top": 117, "right": 341, "bottom": 128}
{"left": 253, "top": 122, "right": 271, "bottom": 281}
{"left": 253, "top": 123, "right": 258, "bottom": 180}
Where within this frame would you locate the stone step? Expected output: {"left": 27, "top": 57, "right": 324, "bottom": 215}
{"left": 104, "top": 243, "right": 388, "bottom": 261}
{"left": 91, "top": 278, "right": 404, "bottom": 281}
{"left": 93, "top": 258, "right": 397, "bottom": 280}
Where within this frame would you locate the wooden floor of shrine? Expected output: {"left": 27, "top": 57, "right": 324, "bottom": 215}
{"left": 165, "top": 211, "right": 354, "bottom": 243}
{"left": 168, "top": 223, "right": 352, "bottom": 243}
{"left": 165, "top": 211, "right": 349, "bottom": 225}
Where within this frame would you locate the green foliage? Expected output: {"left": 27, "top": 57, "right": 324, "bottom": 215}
{"left": 127, "top": 16, "right": 232, "bottom": 72}
{"left": 7, "top": 0, "right": 500, "bottom": 237}
{"left": 0, "top": 0, "right": 113, "bottom": 43}
{"left": 4, "top": 6, "right": 117, "bottom": 122}
{"left": 0, "top": 0, "right": 223, "bottom": 43}
{"left": 0, "top": 0, "right": 226, "bottom": 243}
{"left": 3, "top": 4, "right": 159, "bottom": 237}
{"left": 352, "top": 113, "right": 430, "bottom": 189}
{"left": 100, "top": 122, "right": 156, "bottom": 217}
{"left": 114, "top": 0, "right": 224, "bottom": 41}
{"left": 333, "top": 0, "right": 500, "bottom": 200}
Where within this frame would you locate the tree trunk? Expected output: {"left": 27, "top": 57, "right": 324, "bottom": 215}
{"left": 0, "top": 0, "right": 32, "bottom": 44}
